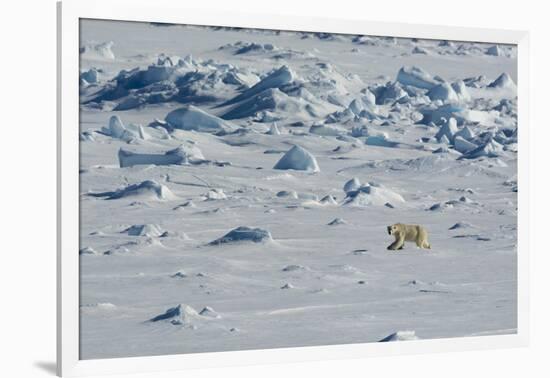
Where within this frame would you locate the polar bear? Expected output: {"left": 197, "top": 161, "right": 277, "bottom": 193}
{"left": 387, "top": 223, "right": 431, "bottom": 250}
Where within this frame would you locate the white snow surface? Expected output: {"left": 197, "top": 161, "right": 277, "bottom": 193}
{"left": 79, "top": 19, "right": 518, "bottom": 360}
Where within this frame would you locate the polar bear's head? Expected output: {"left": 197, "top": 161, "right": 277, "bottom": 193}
{"left": 387, "top": 224, "right": 399, "bottom": 235}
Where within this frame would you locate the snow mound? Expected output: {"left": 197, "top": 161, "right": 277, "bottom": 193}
{"left": 412, "top": 46, "right": 429, "bottom": 55}
{"left": 80, "top": 303, "right": 117, "bottom": 313}
{"left": 80, "top": 68, "right": 99, "bottom": 84}
{"left": 149, "top": 304, "right": 201, "bottom": 325}
{"left": 396, "top": 66, "right": 439, "bottom": 89}
{"left": 343, "top": 177, "right": 362, "bottom": 193}
{"left": 343, "top": 183, "right": 405, "bottom": 207}
{"left": 274, "top": 145, "right": 320, "bottom": 172}
{"left": 209, "top": 226, "right": 272, "bottom": 245}
{"left": 282, "top": 264, "right": 307, "bottom": 272}
{"left": 205, "top": 189, "right": 227, "bottom": 200}
{"left": 221, "top": 87, "right": 324, "bottom": 121}
{"left": 123, "top": 224, "right": 164, "bottom": 237}
{"left": 171, "top": 271, "right": 187, "bottom": 278}
{"left": 223, "top": 65, "right": 294, "bottom": 106}
{"left": 173, "top": 200, "right": 196, "bottom": 210}
{"left": 327, "top": 218, "right": 347, "bottom": 226}
{"left": 101, "top": 115, "right": 150, "bottom": 142}
{"left": 320, "top": 195, "right": 338, "bottom": 205}
{"left": 365, "top": 134, "right": 398, "bottom": 148}
{"left": 277, "top": 190, "right": 299, "bottom": 199}
{"left": 79, "top": 247, "right": 98, "bottom": 255}
{"left": 80, "top": 41, "right": 115, "bottom": 60}
{"left": 234, "top": 42, "right": 277, "bottom": 55}
{"left": 449, "top": 221, "right": 476, "bottom": 230}
{"left": 199, "top": 306, "right": 221, "bottom": 318}
{"left": 165, "top": 105, "right": 236, "bottom": 132}
{"left": 488, "top": 73, "right": 516, "bottom": 89}
{"left": 119, "top": 142, "right": 205, "bottom": 168}
{"left": 379, "top": 330, "right": 419, "bottom": 342}
{"left": 90, "top": 180, "right": 177, "bottom": 201}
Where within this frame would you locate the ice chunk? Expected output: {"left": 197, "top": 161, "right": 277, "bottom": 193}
{"left": 101, "top": 115, "right": 150, "bottom": 142}
{"left": 454, "top": 125, "right": 476, "bottom": 141}
{"left": 266, "top": 122, "right": 281, "bottom": 135}
{"left": 488, "top": 73, "right": 516, "bottom": 89}
{"left": 205, "top": 189, "right": 227, "bottom": 201}
{"left": 80, "top": 68, "right": 99, "bottom": 84}
{"left": 461, "top": 138, "right": 504, "bottom": 159}
{"left": 435, "top": 117, "right": 459, "bottom": 142}
{"left": 453, "top": 136, "right": 478, "bottom": 153}
{"left": 451, "top": 81, "right": 471, "bottom": 102}
{"left": 427, "top": 82, "right": 459, "bottom": 103}
{"left": 343, "top": 177, "right": 362, "bottom": 193}
{"left": 486, "top": 45, "right": 503, "bottom": 56}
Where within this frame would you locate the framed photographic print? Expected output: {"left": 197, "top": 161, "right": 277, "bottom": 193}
{"left": 57, "top": 0, "right": 529, "bottom": 376}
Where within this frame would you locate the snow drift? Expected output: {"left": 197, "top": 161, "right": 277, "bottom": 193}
{"left": 118, "top": 142, "right": 205, "bottom": 168}
{"left": 123, "top": 224, "right": 164, "bottom": 237}
{"left": 343, "top": 183, "right": 405, "bottom": 207}
{"left": 396, "top": 66, "right": 439, "bottom": 90}
{"left": 379, "top": 330, "right": 419, "bottom": 342}
{"left": 80, "top": 41, "right": 115, "bottom": 60}
{"left": 149, "top": 304, "right": 209, "bottom": 326}
{"left": 208, "top": 226, "right": 273, "bottom": 245}
{"left": 165, "top": 105, "right": 236, "bottom": 132}
{"left": 89, "top": 180, "right": 177, "bottom": 201}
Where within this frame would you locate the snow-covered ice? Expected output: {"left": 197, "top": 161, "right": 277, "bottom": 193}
{"left": 79, "top": 19, "right": 518, "bottom": 359}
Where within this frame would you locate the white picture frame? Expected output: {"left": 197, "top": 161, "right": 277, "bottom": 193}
{"left": 57, "top": 0, "right": 530, "bottom": 376}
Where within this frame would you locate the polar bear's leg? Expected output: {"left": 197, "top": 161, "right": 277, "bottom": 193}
{"left": 388, "top": 235, "right": 405, "bottom": 250}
